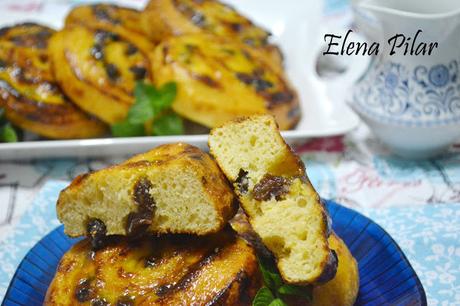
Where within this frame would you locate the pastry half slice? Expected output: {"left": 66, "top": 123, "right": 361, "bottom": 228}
{"left": 230, "top": 210, "right": 359, "bottom": 306}
{"left": 57, "top": 143, "right": 237, "bottom": 238}
{"left": 309, "top": 233, "right": 359, "bottom": 306}
{"left": 209, "top": 115, "right": 337, "bottom": 285}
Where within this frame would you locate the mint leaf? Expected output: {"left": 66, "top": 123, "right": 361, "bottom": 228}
{"left": 1, "top": 123, "right": 17, "bottom": 142}
{"left": 152, "top": 113, "right": 183, "bottom": 136}
{"left": 129, "top": 82, "right": 156, "bottom": 124}
{"left": 134, "top": 81, "right": 160, "bottom": 105}
{"left": 278, "top": 284, "right": 312, "bottom": 301}
{"left": 111, "top": 81, "right": 181, "bottom": 137}
{"left": 258, "top": 258, "right": 283, "bottom": 290}
{"left": 111, "top": 120, "right": 144, "bottom": 137}
{"left": 127, "top": 97, "right": 154, "bottom": 124}
{"left": 268, "top": 299, "right": 288, "bottom": 306}
{"left": 155, "top": 82, "right": 177, "bottom": 110}
{"left": 254, "top": 257, "right": 314, "bottom": 306}
{"left": 252, "top": 287, "right": 274, "bottom": 306}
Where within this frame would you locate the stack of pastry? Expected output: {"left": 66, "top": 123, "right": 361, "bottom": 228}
{"left": 0, "top": 0, "right": 300, "bottom": 140}
{"left": 46, "top": 115, "right": 358, "bottom": 306}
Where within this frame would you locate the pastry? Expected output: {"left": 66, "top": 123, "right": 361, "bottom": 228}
{"left": 151, "top": 34, "right": 300, "bottom": 130}
{"left": 45, "top": 228, "right": 261, "bottom": 305}
{"left": 65, "top": 4, "right": 145, "bottom": 37}
{"left": 230, "top": 210, "right": 359, "bottom": 306}
{"left": 0, "top": 23, "right": 106, "bottom": 139}
{"left": 309, "top": 233, "right": 359, "bottom": 306}
{"left": 142, "top": 0, "right": 283, "bottom": 69}
{"left": 209, "top": 115, "right": 336, "bottom": 284}
{"left": 48, "top": 24, "right": 155, "bottom": 124}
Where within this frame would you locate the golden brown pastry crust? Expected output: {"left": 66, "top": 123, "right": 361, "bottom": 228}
{"left": 142, "top": 0, "right": 281, "bottom": 61}
{"left": 48, "top": 24, "right": 155, "bottom": 124}
{"left": 44, "top": 228, "right": 261, "bottom": 306}
{"left": 152, "top": 34, "right": 300, "bottom": 130}
{"left": 0, "top": 23, "right": 107, "bottom": 139}
{"left": 65, "top": 4, "right": 145, "bottom": 36}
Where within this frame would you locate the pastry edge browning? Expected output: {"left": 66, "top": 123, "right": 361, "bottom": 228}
{"left": 0, "top": 82, "right": 107, "bottom": 139}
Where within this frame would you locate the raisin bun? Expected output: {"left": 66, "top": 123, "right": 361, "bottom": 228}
{"left": 151, "top": 34, "right": 300, "bottom": 130}
{"left": 45, "top": 228, "right": 261, "bottom": 306}
{"left": 142, "top": 0, "right": 283, "bottom": 70}
{"left": 65, "top": 4, "right": 145, "bottom": 37}
{"left": 209, "top": 115, "right": 336, "bottom": 285}
{"left": 48, "top": 23, "right": 155, "bottom": 124}
{"left": 57, "top": 143, "right": 237, "bottom": 238}
{"left": 0, "top": 23, "right": 106, "bottom": 139}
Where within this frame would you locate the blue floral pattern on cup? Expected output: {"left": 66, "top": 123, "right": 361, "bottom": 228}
{"left": 427, "top": 65, "right": 450, "bottom": 87}
{"left": 351, "top": 60, "right": 460, "bottom": 127}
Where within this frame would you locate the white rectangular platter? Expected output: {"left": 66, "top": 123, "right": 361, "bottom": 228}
{"left": 0, "top": 0, "right": 359, "bottom": 160}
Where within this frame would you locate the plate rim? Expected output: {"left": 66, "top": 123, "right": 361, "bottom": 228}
{"left": 2, "top": 200, "right": 427, "bottom": 306}
{"left": 0, "top": 126, "right": 359, "bottom": 161}
{"left": 326, "top": 201, "right": 427, "bottom": 306}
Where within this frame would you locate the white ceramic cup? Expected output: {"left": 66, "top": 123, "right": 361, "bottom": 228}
{"left": 348, "top": 0, "right": 460, "bottom": 159}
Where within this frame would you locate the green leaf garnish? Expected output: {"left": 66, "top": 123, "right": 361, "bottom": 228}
{"left": 278, "top": 284, "right": 313, "bottom": 301}
{"left": 111, "top": 121, "right": 144, "bottom": 137}
{"left": 254, "top": 256, "right": 313, "bottom": 305}
{"left": 112, "top": 82, "right": 183, "bottom": 137}
{"left": 127, "top": 83, "right": 155, "bottom": 124}
{"left": 258, "top": 258, "right": 283, "bottom": 290}
{"left": 155, "top": 82, "right": 177, "bottom": 110}
{"left": 253, "top": 287, "right": 274, "bottom": 306}
{"left": 1, "top": 123, "right": 18, "bottom": 142}
{"left": 152, "top": 113, "right": 183, "bottom": 136}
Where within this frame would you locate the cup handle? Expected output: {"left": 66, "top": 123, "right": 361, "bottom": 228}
{"left": 314, "top": 32, "right": 371, "bottom": 87}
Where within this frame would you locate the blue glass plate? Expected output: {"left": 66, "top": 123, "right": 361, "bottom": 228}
{"left": 3, "top": 200, "right": 426, "bottom": 306}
